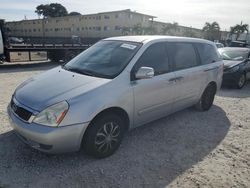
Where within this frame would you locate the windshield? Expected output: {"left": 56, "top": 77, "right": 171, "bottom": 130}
{"left": 219, "top": 49, "right": 248, "bottom": 61}
{"left": 63, "top": 40, "right": 141, "bottom": 79}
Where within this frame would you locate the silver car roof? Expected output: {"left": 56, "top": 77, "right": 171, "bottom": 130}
{"left": 104, "top": 35, "right": 214, "bottom": 45}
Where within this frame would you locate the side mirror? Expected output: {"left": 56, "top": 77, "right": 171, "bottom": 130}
{"left": 135, "top": 67, "right": 154, "bottom": 80}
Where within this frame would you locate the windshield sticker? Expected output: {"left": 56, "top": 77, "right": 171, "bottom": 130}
{"left": 120, "top": 43, "right": 137, "bottom": 50}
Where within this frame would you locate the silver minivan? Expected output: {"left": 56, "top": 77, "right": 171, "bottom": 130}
{"left": 8, "top": 36, "right": 223, "bottom": 158}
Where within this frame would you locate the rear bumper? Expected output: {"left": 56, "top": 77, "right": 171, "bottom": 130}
{"left": 7, "top": 104, "right": 90, "bottom": 154}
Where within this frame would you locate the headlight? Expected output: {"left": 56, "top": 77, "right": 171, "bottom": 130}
{"left": 33, "top": 101, "right": 69, "bottom": 127}
{"left": 228, "top": 65, "right": 240, "bottom": 73}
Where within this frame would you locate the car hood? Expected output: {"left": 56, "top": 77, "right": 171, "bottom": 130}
{"left": 223, "top": 60, "right": 243, "bottom": 69}
{"left": 15, "top": 66, "right": 111, "bottom": 111}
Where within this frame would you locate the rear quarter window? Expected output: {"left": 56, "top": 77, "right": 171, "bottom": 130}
{"left": 195, "top": 43, "right": 220, "bottom": 64}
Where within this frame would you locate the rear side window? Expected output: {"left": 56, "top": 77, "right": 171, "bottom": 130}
{"left": 168, "top": 43, "right": 198, "bottom": 70}
{"left": 195, "top": 43, "right": 220, "bottom": 64}
{"left": 134, "top": 43, "right": 169, "bottom": 76}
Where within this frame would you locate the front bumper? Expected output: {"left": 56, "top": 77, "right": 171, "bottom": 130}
{"left": 7, "top": 104, "right": 90, "bottom": 154}
{"left": 222, "top": 71, "right": 242, "bottom": 86}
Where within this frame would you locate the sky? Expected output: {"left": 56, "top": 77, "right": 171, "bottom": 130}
{"left": 0, "top": 0, "right": 249, "bottom": 30}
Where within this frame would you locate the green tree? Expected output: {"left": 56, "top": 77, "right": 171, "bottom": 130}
{"left": 132, "top": 23, "right": 143, "bottom": 35}
{"left": 35, "top": 3, "right": 68, "bottom": 18}
{"left": 68, "top": 12, "right": 81, "bottom": 16}
{"left": 121, "top": 27, "right": 131, "bottom": 35}
{"left": 230, "top": 22, "right": 249, "bottom": 40}
{"left": 161, "top": 22, "right": 179, "bottom": 36}
{"left": 202, "top": 22, "right": 221, "bottom": 41}
{"left": 144, "top": 25, "right": 156, "bottom": 35}
{"left": 183, "top": 28, "right": 197, "bottom": 38}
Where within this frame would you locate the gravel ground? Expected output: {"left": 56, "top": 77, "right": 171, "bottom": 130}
{"left": 0, "top": 62, "right": 249, "bottom": 188}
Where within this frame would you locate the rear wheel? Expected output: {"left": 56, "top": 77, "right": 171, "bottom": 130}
{"left": 83, "top": 114, "right": 125, "bottom": 158}
{"left": 195, "top": 84, "right": 216, "bottom": 111}
{"left": 236, "top": 74, "right": 246, "bottom": 89}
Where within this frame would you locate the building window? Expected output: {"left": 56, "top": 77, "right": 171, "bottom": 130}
{"left": 45, "top": 29, "right": 48, "bottom": 32}
{"left": 85, "top": 17, "right": 87, "bottom": 20}
{"left": 104, "top": 26, "right": 110, "bottom": 31}
{"left": 115, "top": 14, "right": 121, "bottom": 18}
{"left": 82, "top": 27, "right": 84, "bottom": 31}
{"left": 89, "top": 17, "right": 91, "bottom": 19}
{"left": 29, "top": 29, "right": 31, "bottom": 32}
{"left": 33, "top": 29, "right": 36, "bottom": 32}
{"left": 115, "top": 26, "right": 121, "bottom": 30}
{"left": 104, "top": 15, "right": 110, "bottom": 19}
{"left": 129, "top": 14, "right": 133, "bottom": 19}
{"left": 96, "top": 26, "right": 101, "bottom": 31}
{"left": 89, "top": 27, "right": 92, "bottom": 30}
{"left": 38, "top": 29, "right": 40, "bottom": 32}
{"left": 56, "top": 20, "right": 59, "bottom": 23}
{"left": 76, "top": 27, "right": 80, "bottom": 31}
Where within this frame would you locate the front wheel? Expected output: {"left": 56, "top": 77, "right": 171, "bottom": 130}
{"left": 83, "top": 114, "right": 125, "bottom": 158}
{"left": 236, "top": 74, "right": 246, "bottom": 89}
{"left": 195, "top": 84, "right": 216, "bottom": 111}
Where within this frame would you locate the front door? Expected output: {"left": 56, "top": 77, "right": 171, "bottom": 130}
{"left": 131, "top": 42, "right": 176, "bottom": 127}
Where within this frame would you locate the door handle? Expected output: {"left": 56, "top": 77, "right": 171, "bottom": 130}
{"left": 175, "top": 76, "right": 184, "bottom": 81}
{"left": 168, "top": 78, "right": 176, "bottom": 82}
{"left": 204, "top": 67, "right": 219, "bottom": 72}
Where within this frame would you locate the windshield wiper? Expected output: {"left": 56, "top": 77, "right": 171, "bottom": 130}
{"left": 62, "top": 66, "right": 100, "bottom": 77}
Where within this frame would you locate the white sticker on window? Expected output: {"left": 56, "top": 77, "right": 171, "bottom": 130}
{"left": 120, "top": 43, "right": 137, "bottom": 50}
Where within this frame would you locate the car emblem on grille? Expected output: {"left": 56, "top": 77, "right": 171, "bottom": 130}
{"left": 12, "top": 103, "right": 18, "bottom": 112}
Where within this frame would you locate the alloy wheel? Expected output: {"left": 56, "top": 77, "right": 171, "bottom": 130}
{"left": 94, "top": 122, "right": 120, "bottom": 153}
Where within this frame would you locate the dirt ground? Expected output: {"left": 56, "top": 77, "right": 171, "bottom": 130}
{"left": 0, "top": 62, "right": 249, "bottom": 188}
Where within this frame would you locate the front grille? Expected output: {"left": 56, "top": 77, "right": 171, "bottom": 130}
{"left": 10, "top": 98, "right": 32, "bottom": 121}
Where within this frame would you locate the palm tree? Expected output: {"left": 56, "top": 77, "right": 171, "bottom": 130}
{"left": 230, "top": 22, "right": 249, "bottom": 40}
{"left": 202, "top": 22, "right": 221, "bottom": 41}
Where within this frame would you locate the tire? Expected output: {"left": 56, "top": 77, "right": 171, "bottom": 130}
{"left": 236, "top": 74, "right": 246, "bottom": 89}
{"left": 195, "top": 84, "right": 216, "bottom": 111}
{"left": 82, "top": 113, "right": 125, "bottom": 158}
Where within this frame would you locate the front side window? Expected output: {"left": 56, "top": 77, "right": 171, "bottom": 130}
{"left": 64, "top": 40, "right": 141, "bottom": 79}
{"left": 196, "top": 43, "right": 220, "bottom": 64}
{"left": 168, "top": 43, "right": 198, "bottom": 70}
{"left": 133, "top": 43, "right": 170, "bottom": 76}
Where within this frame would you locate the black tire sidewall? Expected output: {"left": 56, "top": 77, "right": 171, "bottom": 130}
{"left": 199, "top": 85, "right": 216, "bottom": 111}
{"left": 83, "top": 114, "right": 125, "bottom": 158}
{"left": 237, "top": 74, "right": 246, "bottom": 89}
